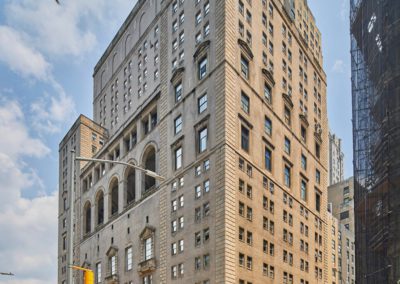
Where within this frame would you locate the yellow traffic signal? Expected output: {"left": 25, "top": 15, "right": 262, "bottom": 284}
{"left": 70, "top": 265, "right": 94, "bottom": 284}
{"left": 83, "top": 270, "right": 94, "bottom": 284}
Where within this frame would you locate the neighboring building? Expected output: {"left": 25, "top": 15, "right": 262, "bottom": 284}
{"left": 338, "top": 223, "right": 356, "bottom": 284}
{"left": 328, "top": 177, "right": 356, "bottom": 284}
{"left": 328, "top": 132, "right": 344, "bottom": 185}
{"left": 351, "top": 0, "right": 400, "bottom": 282}
{"left": 326, "top": 212, "right": 340, "bottom": 284}
{"left": 59, "top": 0, "right": 329, "bottom": 283}
{"left": 328, "top": 177, "right": 354, "bottom": 233}
{"left": 58, "top": 115, "right": 107, "bottom": 284}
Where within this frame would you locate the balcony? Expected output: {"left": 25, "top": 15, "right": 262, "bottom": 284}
{"left": 138, "top": 258, "right": 156, "bottom": 275}
{"left": 105, "top": 274, "right": 118, "bottom": 284}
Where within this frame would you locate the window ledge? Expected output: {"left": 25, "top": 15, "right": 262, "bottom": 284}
{"left": 138, "top": 258, "right": 156, "bottom": 275}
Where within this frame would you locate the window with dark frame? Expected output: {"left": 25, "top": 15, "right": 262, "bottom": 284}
{"left": 198, "top": 127, "right": 208, "bottom": 153}
{"left": 241, "top": 55, "right": 249, "bottom": 79}
{"left": 241, "top": 92, "right": 250, "bottom": 113}
{"left": 198, "top": 93, "right": 207, "bottom": 113}
{"left": 265, "top": 147, "right": 272, "bottom": 171}
{"left": 199, "top": 57, "right": 208, "bottom": 79}
{"left": 241, "top": 125, "right": 250, "bottom": 152}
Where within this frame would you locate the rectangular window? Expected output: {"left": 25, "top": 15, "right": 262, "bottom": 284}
{"left": 316, "top": 169, "right": 321, "bottom": 184}
{"left": 196, "top": 11, "right": 202, "bottom": 25}
{"left": 96, "top": 262, "right": 102, "bottom": 283}
{"left": 174, "top": 115, "right": 182, "bottom": 134}
{"left": 175, "top": 82, "right": 183, "bottom": 102}
{"left": 241, "top": 126, "right": 249, "bottom": 152}
{"left": 199, "top": 127, "right": 208, "bottom": 153}
{"left": 301, "top": 180, "right": 307, "bottom": 201}
{"left": 301, "top": 154, "right": 307, "bottom": 170}
{"left": 264, "top": 117, "right": 272, "bottom": 136}
{"left": 264, "top": 83, "right": 272, "bottom": 103}
{"left": 175, "top": 147, "right": 183, "bottom": 170}
{"left": 284, "top": 165, "right": 291, "bottom": 187}
{"left": 198, "top": 93, "right": 207, "bottom": 113}
{"left": 315, "top": 142, "right": 321, "bottom": 159}
{"left": 301, "top": 125, "right": 307, "bottom": 142}
{"left": 145, "top": 237, "right": 153, "bottom": 260}
{"left": 239, "top": 227, "right": 245, "bottom": 242}
{"left": 241, "top": 92, "right": 250, "bottom": 113}
{"left": 340, "top": 210, "right": 349, "bottom": 220}
{"left": 315, "top": 192, "right": 321, "bottom": 212}
{"left": 284, "top": 137, "right": 291, "bottom": 154}
{"left": 110, "top": 256, "right": 116, "bottom": 275}
{"left": 126, "top": 247, "right": 133, "bottom": 271}
{"left": 199, "top": 57, "right": 208, "bottom": 79}
{"left": 265, "top": 147, "right": 272, "bottom": 171}
{"left": 204, "top": 22, "right": 210, "bottom": 36}
{"left": 241, "top": 56, "right": 249, "bottom": 79}
{"left": 204, "top": 180, "right": 210, "bottom": 193}
{"left": 284, "top": 106, "right": 291, "bottom": 125}
{"left": 204, "top": 1, "right": 210, "bottom": 15}
{"left": 195, "top": 185, "right": 202, "bottom": 199}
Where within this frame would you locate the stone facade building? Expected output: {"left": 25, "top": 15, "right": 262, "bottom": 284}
{"left": 328, "top": 177, "right": 354, "bottom": 233}
{"left": 328, "top": 132, "right": 344, "bottom": 186}
{"left": 58, "top": 115, "right": 107, "bottom": 284}
{"left": 328, "top": 177, "right": 356, "bottom": 284}
{"left": 58, "top": 0, "right": 329, "bottom": 283}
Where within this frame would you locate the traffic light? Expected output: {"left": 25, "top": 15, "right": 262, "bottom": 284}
{"left": 70, "top": 265, "right": 94, "bottom": 284}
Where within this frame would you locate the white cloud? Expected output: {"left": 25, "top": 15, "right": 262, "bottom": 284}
{"left": 0, "top": 100, "right": 57, "bottom": 284}
{"left": 5, "top": 0, "right": 134, "bottom": 58}
{"left": 30, "top": 91, "right": 76, "bottom": 134}
{"left": 332, "top": 59, "right": 345, "bottom": 73}
{"left": 6, "top": 0, "right": 96, "bottom": 57}
{"left": 0, "top": 26, "right": 51, "bottom": 80}
{"left": 0, "top": 100, "right": 50, "bottom": 159}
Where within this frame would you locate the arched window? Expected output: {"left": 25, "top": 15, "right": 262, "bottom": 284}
{"left": 110, "top": 178, "right": 119, "bottom": 216}
{"left": 143, "top": 147, "right": 156, "bottom": 191}
{"left": 112, "top": 53, "right": 118, "bottom": 74}
{"left": 84, "top": 201, "right": 91, "bottom": 234}
{"left": 126, "top": 168, "right": 136, "bottom": 205}
{"left": 96, "top": 191, "right": 104, "bottom": 225}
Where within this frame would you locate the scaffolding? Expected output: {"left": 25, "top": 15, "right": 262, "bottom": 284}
{"left": 351, "top": 0, "right": 400, "bottom": 283}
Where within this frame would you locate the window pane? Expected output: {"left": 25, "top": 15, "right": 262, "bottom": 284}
{"left": 265, "top": 147, "right": 272, "bottom": 171}
{"left": 198, "top": 94, "right": 208, "bottom": 113}
{"left": 241, "top": 126, "right": 249, "bottom": 151}
{"left": 175, "top": 148, "right": 182, "bottom": 169}
{"left": 199, "top": 57, "right": 207, "bottom": 79}
{"left": 241, "top": 92, "right": 249, "bottom": 113}
{"left": 241, "top": 56, "right": 249, "bottom": 79}
{"left": 174, "top": 116, "right": 182, "bottom": 134}
{"left": 199, "top": 128, "right": 208, "bottom": 152}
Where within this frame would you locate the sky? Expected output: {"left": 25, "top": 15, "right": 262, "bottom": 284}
{"left": 0, "top": 0, "right": 352, "bottom": 283}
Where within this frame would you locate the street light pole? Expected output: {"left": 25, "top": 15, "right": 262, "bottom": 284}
{"left": 75, "top": 157, "right": 165, "bottom": 181}
{"left": 67, "top": 154, "right": 165, "bottom": 284}
{"left": 67, "top": 150, "right": 76, "bottom": 284}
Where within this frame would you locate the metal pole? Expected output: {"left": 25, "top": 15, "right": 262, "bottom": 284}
{"left": 67, "top": 149, "right": 76, "bottom": 284}
{"left": 75, "top": 157, "right": 165, "bottom": 181}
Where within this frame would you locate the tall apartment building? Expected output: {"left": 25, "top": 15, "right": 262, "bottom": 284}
{"left": 328, "top": 177, "right": 354, "bottom": 233}
{"left": 328, "top": 177, "right": 356, "bottom": 284}
{"left": 351, "top": 0, "right": 400, "bottom": 282}
{"left": 328, "top": 132, "right": 344, "bottom": 185}
{"left": 326, "top": 212, "right": 340, "bottom": 284}
{"left": 58, "top": 115, "right": 107, "bottom": 284}
{"left": 59, "top": 0, "right": 329, "bottom": 283}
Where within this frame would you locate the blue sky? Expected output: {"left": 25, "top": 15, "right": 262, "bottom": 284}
{"left": 0, "top": 0, "right": 352, "bottom": 283}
